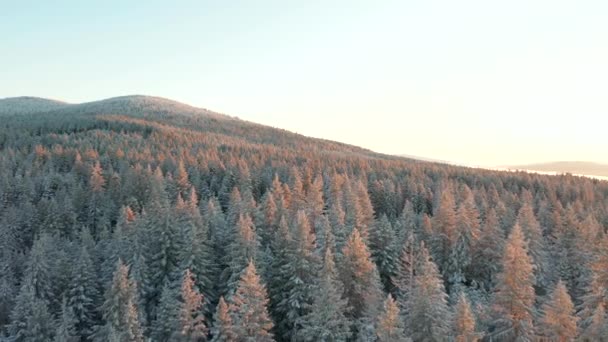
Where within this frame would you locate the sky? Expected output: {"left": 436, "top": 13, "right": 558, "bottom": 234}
{"left": 2, "top": 0, "right": 608, "bottom": 167}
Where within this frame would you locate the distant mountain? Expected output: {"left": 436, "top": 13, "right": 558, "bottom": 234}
{"left": 0, "top": 96, "right": 70, "bottom": 114}
{"left": 506, "top": 161, "right": 608, "bottom": 178}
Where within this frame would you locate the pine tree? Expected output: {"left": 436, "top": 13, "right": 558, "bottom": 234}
{"left": 176, "top": 189, "right": 217, "bottom": 313}
{"left": 432, "top": 185, "right": 457, "bottom": 276}
{"left": 96, "top": 260, "right": 144, "bottom": 342}
{"left": 9, "top": 280, "right": 55, "bottom": 342}
{"left": 369, "top": 214, "right": 400, "bottom": 292}
{"left": 578, "top": 303, "right": 608, "bottom": 341}
{"left": 470, "top": 208, "right": 503, "bottom": 291}
{"left": 297, "top": 246, "right": 352, "bottom": 341}
{"left": 407, "top": 243, "right": 450, "bottom": 341}
{"left": 67, "top": 245, "right": 100, "bottom": 339}
{"left": 24, "top": 297, "right": 55, "bottom": 342}
{"left": 393, "top": 232, "right": 416, "bottom": 315}
{"left": 538, "top": 280, "right": 577, "bottom": 341}
{"left": 55, "top": 297, "right": 78, "bottom": 342}
{"left": 273, "top": 210, "right": 319, "bottom": 340}
{"left": 176, "top": 269, "right": 207, "bottom": 341}
{"left": 492, "top": 223, "right": 536, "bottom": 341}
{"left": 452, "top": 293, "right": 478, "bottom": 342}
{"left": 225, "top": 213, "right": 261, "bottom": 293}
{"left": 229, "top": 261, "right": 274, "bottom": 342}
{"left": 376, "top": 294, "right": 408, "bottom": 342}
{"left": 517, "top": 203, "right": 548, "bottom": 289}
{"left": 151, "top": 284, "right": 180, "bottom": 341}
{"left": 339, "top": 229, "right": 384, "bottom": 322}
{"left": 210, "top": 297, "right": 236, "bottom": 342}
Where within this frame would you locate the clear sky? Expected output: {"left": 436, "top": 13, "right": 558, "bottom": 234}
{"left": 2, "top": 1, "right": 608, "bottom": 167}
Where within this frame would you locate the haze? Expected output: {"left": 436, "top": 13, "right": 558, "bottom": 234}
{"left": 2, "top": 0, "right": 607, "bottom": 167}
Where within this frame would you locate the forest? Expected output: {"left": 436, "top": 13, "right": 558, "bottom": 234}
{"left": 1, "top": 95, "right": 608, "bottom": 341}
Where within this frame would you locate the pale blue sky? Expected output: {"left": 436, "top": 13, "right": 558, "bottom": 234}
{"left": 2, "top": 1, "right": 608, "bottom": 166}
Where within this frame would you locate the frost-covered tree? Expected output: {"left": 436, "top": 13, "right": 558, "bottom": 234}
{"left": 491, "top": 223, "right": 536, "bottom": 341}
{"left": 67, "top": 245, "right": 100, "bottom": 338}
{"left": 407, "top": 243, "right": 450, "bottom": 341}
{"left": 229, "top": 261, "right": 274, "bottom": 341}
{"left": 369, "top": 214, "right": 400, "bottom": 292}
{"left": 339, "top": 229, "right": 384, "bottom": 330}
{"left": 297, "top": 246, "right": 352, "bottom": 341}
{"left": 96, "top": 260, "right": 144, "bottom": 342}
{"left": 452, "top": 293, "right": 478, "bottom": 342}
{"left": 376, "top": 294, "right": 408, "bottom": 342}
{"left": 55, "top": 297, "right": 78, "bottom": 342}
{"left": 210, "top": 297, "right": 236, "bottom": 342}
{"left": 538, "top": 280, "right": 577, "bottom": 341}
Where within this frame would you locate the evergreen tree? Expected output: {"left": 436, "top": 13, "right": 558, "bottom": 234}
{"left": 578, "top": 303, "right": 608, "bottom": 341}
{"left": 55, "top": 297, "right": 78, "bottom": 342}
{"left": 210, "top": 297, "right": 236, "bottom": 342}
{"left": 538, "top": 280, "right": 577, "bottom": 341}
{"left": 225, "top": 214, "right": 261, "bottom": 293}
{"left": 273, "top": 210, "right": 319, "bottom": 340}
{"left": 176, "top": 269, "right": 208, "bottom": 341}
{"left": 393, "top": 233, "right": 416, "bottom": 300}
{"left": 376, "top": 294, "right": 408, "bottom": 342}
{"left": 96, "top": 260, "right": 144, "bottom": 342}
{"left": 9, "top": 281, "right": 55, "bottom": 342}
{"left": 339, "top": 229, "right": 384, "bottom": 323}
{"left": 369, "top": 214, "right": 400, "bottom": 292}
{"left": 431, "top": 185, "right": 457, "bottom": 277}
{"left": 407, "top": 243, "right": 450, "bottom": 341}
{"left": 491, "top": 223, "right": 536, "bottom": 341}
{"left": 516, "top": 203, "right": 548, "bottom": 289}
{"left": 296, "top": 246, "right": 352, "bottom": 341}
{"left": 452, "top": 293, "right": 478, "bottom": 342}
{"left": 470, "top": 208, "right": 503, "bottom": 291}
{"left": 67, "top": 245, "right": 100, "bottom": 339}
{"left": 229, "top": 261, "right": 274, "bottom": 342}
{"left": 151, "top": 283, "right": 179, "bottom": 342}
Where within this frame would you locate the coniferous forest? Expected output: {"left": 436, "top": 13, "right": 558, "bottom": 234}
{"left": 2, "top": 95, "right": 608, "bottom": 341}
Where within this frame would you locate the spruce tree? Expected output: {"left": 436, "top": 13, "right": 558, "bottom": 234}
{"left": 369, "top": 214, "right": 400, "bottom": 292}
{"left": 578, "top": 303, "right": 608, "bottom": 341}
{"left": 407, "top": 243, "right": 450, "bottom": 341}
{"left": 176, "top": 269, "right": 207, "bottom": 341}
{"left": 393, "top": 232, "right": 417, "bottom": 314}
{"left": 297, "top": 246, "right": 352, "bottom": 341}
{"left": 55, "top": 297, "right": 78, "bottom": 342}
{"left": 229, "top": 261, "right": 274, "bottom": 342}
{"left": 339, "top": 229, "right": 384, "bottom": 323}
{"left": 67, "top": 245, "right": 100, "bottom": 339}
{"left": 96, "top": 260, "right": 144, "bottom": 342}
{"left": 274, "top": 210, "right": 319, "bottom": 340}
{"left": 210, "top": 297, "right": 236, "bottom": 342}
{"left": 376, "top": 294, "right": 408, "bottom": 342}
{"left": 538, "top": 280, "right": 577, "bottom": 341}
{"left": 452, "top": 293, "right": 478, "bottom": 342}
{"left": 491, "top": 223, "right": 536, "bottom": 341}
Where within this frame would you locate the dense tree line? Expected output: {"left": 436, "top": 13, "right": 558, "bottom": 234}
{"left": 1, "top": 96, "right": 608, "bottom": 341}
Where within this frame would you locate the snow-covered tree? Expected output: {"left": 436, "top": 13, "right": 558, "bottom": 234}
{"left": 376, "top": 294, "right": 408, "bottom": 342}
{"left": 491, "top": 223, "right": 536, "bottom": 341}
{"left": 229, "top": 261, "right": 274, "bottom": 341}
{"left": 407, "top": 243, "right": 450, "bottom": 341}
{"left": 538, "top": 280, "right": 577, "bottom": 341}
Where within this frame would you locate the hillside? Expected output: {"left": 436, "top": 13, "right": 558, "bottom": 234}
{"left": 508, "top": 161, "right": 608, "bottom": 178}
{"left": 0, "top": 96, "right": 70, "bottom": 114}
{"left": 1, "top": 95, "right": 607, "bottom": 341}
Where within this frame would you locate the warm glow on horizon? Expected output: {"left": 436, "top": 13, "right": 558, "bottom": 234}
{"left": 2, "top": 0, "right": 608, "bottom": 167}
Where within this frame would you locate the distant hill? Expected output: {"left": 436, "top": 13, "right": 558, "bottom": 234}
{"left": 506, "top": 161, "right": 608, "bottom": 178}
{"left": 0, "top": 96, "right": 70, "bottom": 114}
